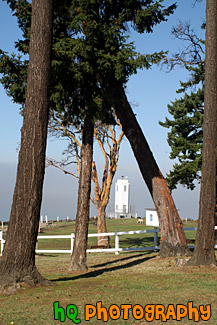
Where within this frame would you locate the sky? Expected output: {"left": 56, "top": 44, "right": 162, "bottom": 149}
{"left": 0, "top": 0, "right": 206, "bottom": 222}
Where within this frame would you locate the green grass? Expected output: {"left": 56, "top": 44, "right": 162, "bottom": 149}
{"left": 1, "top": 219, "right": 198, "bottom": 252}
{"left": 1, "top": 219, "right": 216, "bottom": 325}
{"left": 34, "top": 219, "right": 198, "bottom": 251}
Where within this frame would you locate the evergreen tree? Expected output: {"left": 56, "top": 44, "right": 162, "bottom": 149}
{"left": 1, "top": 0, "right": 191, "bottom": 264}
{"left": 187, "top": 0, "right": 217, "bottom": 266}
{"left": 160, "top": 11, "right": 217, "bottom": 265}
{"left": 0, "top": 0, "right": 53, "bottom": 291}
{"left": 159, "top": 64, "right": 204, "bottom": 191}
{"left": 159, "top": 21, "right": 205, "bottom": 191}
{"left": 107, "top": 82, "right": 189, "bottom": 257}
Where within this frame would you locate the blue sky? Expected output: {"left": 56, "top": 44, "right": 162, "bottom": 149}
{"left": 0, "top": 1, "right": 206, "bottom": 221}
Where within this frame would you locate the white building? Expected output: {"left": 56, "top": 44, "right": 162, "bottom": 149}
{"left": 145, "top": 208, "right": 159, "bottom": 227}
{"left": 115, "top": 176, "right": 130, "bottom": 216}
{"left": 108, "top": 176, "right": 137, "bottom": 219}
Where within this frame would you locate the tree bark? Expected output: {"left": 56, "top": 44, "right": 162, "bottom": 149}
{"left": 215, "top": 180, "right": 217, "bottom": 242}
{"left": 0, "top": 0, "right": 53, "bottom": 291}
{"left": 69, "top": 116, "right": 94, "bottom": 271}
{"left": 109, "top": 82, "right": 190, "bottom": 257}
{"left": 187, "top": 0, "right": 217, "bottom": 266}
{"left": 97, "top": 204, "right": 110, "bottom": 247}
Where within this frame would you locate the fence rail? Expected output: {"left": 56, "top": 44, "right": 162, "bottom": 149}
{"left": 35, "top": 229, "right": 160, "bottom": 255}
{"left": 1, "top": 226, "right": 217, "bottom": 257}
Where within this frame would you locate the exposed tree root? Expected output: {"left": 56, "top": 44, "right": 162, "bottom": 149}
{"left": 0, "top": 265, "right": 51, "bottom": 294}
{"left": 185, "top": 255, "right": 216, "bottom": 267}
{"left": 160, "top": 241, "right": 192, "bottom": 258}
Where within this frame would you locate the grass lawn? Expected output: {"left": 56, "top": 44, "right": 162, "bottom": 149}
{"left": 1, "top": 219, "right": 216, "bottom": 324}
{"left": 35, "top": 219, "right": 197, "bottom": 251}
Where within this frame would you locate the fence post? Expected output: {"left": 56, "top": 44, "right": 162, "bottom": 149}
{"left": 71, "top": 233, "right": 74, "bottom": 255}
{"left": 0, "top": 231, "right": 2, "bottom": 256}
{"left": 154, "top": 227, "right": 159, "bottom": 249}
{"left": 115, "top": 231, "right": 119, "bottom": 255}
{"left": 0, "top": 231, "right": 5, "bottom": 256}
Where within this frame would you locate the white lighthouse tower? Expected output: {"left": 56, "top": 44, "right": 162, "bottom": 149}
{"left": 115, "top": 176, "right": 130, "bottom": 218}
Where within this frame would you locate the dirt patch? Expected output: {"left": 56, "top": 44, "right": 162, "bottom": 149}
{"left": 176, "top": 264, "right": 217, "bottom": 274}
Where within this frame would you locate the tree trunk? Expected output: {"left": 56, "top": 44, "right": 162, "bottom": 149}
{"left": 187, "top": 0, "right": 217, "bottom": 266}
{"left": 109, "top": 82, "right": 190, "bottom": 257}
{"left": 69, "top": 116, "right": 94, "bottom": 271}
{"left": 97, "top": 204, "right": 110, "bottom": 247}
{"left": 215, "top": 180, "right": 217, "bottom": 242}
{"left": 0, "top": 0, "right": 53, "bottom": 292}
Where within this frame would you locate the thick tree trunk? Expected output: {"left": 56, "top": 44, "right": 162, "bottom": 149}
{"left": 97, "top": 204, "right": 110, "bottom": 247}
{"left": 69, "top": 117, "right": 94, "bottom": 271}
{"left": 109, "top": 82, "right": 190, "bottom": 257}
{"left": 215, "top": 181, "right": 217, "bottom": 242}
{"left": 187, "top": 0, "right": 217, "bottom": 266}
{"left": 0, "top": 0, "right": 53, "bottom": 292}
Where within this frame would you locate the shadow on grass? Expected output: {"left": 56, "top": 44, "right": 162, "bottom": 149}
{"left": 120, "top": 236, "right": 158, "bottom": 248}
{"left": 51, "top": 253, "right": 156, "bottom": 283}
{"left": 91, "top": 252, "right": 147, "bottom": 268}
{"left": 36, "top": 253, "right": 58, "bottom": 258}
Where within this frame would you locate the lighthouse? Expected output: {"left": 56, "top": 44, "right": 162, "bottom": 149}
{"left": 114, "top": 176, "right": 130, "bottom": 218}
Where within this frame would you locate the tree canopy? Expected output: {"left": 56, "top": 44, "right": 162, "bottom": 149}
{"left": 1, "top": 0, "right": 191, "bottom": 260}
{"left": 0, "top": 0, "right": 176, "bottom": 125}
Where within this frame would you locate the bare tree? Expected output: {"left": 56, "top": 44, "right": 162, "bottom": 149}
{"left": 92, "top": 121, "right": 124, "bottom": 247}
{"left": 47, "top": 113, "right": 124, "bottom": 247}
{"left": 167, "top": 21, "right": 205, "bottom": 68}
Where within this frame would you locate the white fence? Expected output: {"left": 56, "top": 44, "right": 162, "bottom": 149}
{"left": 0, "top": 231, "right": 5, "bottom": 256}
{"left": 1, "top": 226, "right": 217, "bottom": 257}
{"left": 36, "top": 229, "right": 160, "bottom": 256}
{"left": 0, "top": 229, "right": 159, "bottom": 256}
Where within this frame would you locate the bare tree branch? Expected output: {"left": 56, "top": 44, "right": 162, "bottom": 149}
{"left": 46, "top": 158, "right": 79, "bottom": 178}
{"left": 47, "top": 113, "right": 124, "bottom": 213}
{"left": 46, "top": 157, "right": 96, "bottom": 205}
{"left": 163, "top": 21, "right": 205, "bottom": 70}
